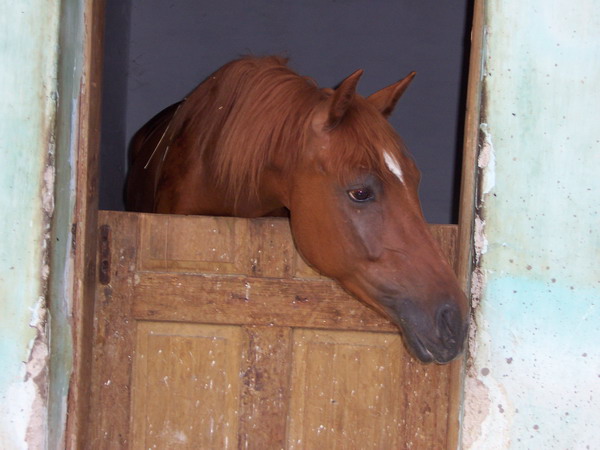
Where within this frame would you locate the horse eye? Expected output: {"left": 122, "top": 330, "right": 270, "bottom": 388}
{"left": 347, "top": 187, "right": 374, "bottom": 202}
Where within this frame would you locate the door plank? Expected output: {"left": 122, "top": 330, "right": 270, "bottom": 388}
{"left": 89, "top": 212, "right": 139, "bottom": 449}
{"left": 132, "top": 272, "right": 398, "bottom": 332}
{"left": 238, "top": 326, "right": 293, "bottom": 449}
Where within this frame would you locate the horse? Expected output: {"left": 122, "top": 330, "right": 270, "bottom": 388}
{"left": 125, "top": 56, "right": 468, "bottom": 363}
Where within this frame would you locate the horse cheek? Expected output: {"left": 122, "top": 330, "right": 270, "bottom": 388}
{"left": 289, "top": 214, "right": 341, "bottom": 278}
{"left": 289, "top": 198, "right": 353, "bottom": 279}
{"left": 347, "top": 206, "right": 384, "bottom": 262}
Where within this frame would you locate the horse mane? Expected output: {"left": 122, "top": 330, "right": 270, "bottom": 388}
{"left": 323, "top": 98, "right": 407, "bottom": 185}
{"left": 170, "top": 55, "right": 405, "bottom": 204}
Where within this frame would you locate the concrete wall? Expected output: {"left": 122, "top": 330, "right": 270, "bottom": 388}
{"left": 0, "top": 2, "right": 61, "bottom": 448}
{"left": 0, "top": 1, "right": 91, "bottom": 447}
{"left": 463, "top": 1, "right": 600, "bottom": 448}
{"left": 99, "top": 0, "right": 471, "bottom": 223}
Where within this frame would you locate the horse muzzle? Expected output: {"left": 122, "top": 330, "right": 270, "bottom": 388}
{"left": 382, "top": 298, "right": 468, "bottom": 364}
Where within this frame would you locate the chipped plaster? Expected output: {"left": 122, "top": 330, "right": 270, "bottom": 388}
{"left": 462, "top": 1, "right": 600, "bottom": 448}
{"left": 0, "top": 1, "right": 60, "bottom": 448}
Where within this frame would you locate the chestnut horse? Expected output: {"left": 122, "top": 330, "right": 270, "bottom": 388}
{"left": 126, "top": 56, "right": 468, "bottom": 363}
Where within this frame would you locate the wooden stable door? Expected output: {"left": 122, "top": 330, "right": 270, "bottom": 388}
{"left": 89, "top": 211, "right": 461, "bottom": 449}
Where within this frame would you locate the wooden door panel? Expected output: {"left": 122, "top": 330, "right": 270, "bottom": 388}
{"left": 131, "top": 322, "right": 243, "bottom": 449}
{"left": 287, "top": 329, "right": 450, "bottom": 449}
{"left": 90, "top": 211, "right": 460, "bottom": 449}
{"left": 287, "top": 330, "right": 405, "bottom": 449}
{"left": 139, "top": 214, "right": 239, "bottom": 274}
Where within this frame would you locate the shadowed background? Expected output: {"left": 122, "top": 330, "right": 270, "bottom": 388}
{"left": 100, "top": 0, "right": 471, "bottom": 223}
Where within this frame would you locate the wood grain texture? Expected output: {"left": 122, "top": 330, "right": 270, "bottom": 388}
{"left": 132, "top": 272, "right": 399, "bottom": 332}
{"left": 448, "top": 2, "right": 484, "bottom": 448}
{"left": 88, "top": 212, "right": 139, "bottom": 449}
{"left": 287, "top": 330, "right": 405, "bottom": 449}
{"left": 131, "top": 322, "right": 243, "bottom": 449}
{"left": 67, "top": 1, "right": 105, "bottom": 448}
{"left": 287, "top": 330, "right": 453, "bottom": 449}
{"left": 238, "top": 326, "right": 293, "bottom": 449}
{"left": 458, "top": 0, "right": 484, "bottom": 289}
{"left": 90, "top": 211, "right": 462, "bottom": 449}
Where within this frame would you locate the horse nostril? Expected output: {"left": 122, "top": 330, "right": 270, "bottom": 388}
{"left": 436, "top": 304, "right": 462, "bottom": 349}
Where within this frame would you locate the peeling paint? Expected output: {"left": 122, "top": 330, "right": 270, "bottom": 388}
{"left": 0, "top": 1, "right": 60, "bottom": 448}
{"left": 462, "top": 377, "right": 491, "bottom": 449}
{"left": 469, "top": 268, "right": 485, "bottom": 311}
{"left": 477, "top": 124, "right": 495, "bottom": 195}
{"left": 463, "top": 1, "right": 600, "bottom": 448}
{"left": 42, "top": 165, "right": 56, "bottom": 216}
{"left": 472, "top": 216, "right": 488, "bottom": 264}
{"left": 24, "top": 315, "right": 50, "bottom": 450}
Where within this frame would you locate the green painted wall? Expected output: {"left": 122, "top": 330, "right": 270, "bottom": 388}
{"left": 0, "top": 1, "right": 61, "bottom": 448}
{"left": 463, "top": 1, "right": 600, "bottom": 448}
{"left": 48, "top": 1, "right": 88, "bottom": 447}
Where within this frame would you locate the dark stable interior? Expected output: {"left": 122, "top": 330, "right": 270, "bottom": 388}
{"left": 99, "top": 0, "right": 472, "bottom": 224}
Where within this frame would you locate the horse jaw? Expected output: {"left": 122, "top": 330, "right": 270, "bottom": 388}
{"left": 338, "top": 247, "right": 469, "bottom": 365}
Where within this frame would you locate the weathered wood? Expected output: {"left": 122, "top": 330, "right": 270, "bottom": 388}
{"left": 286, "top": 329, "right": 455, "bottom": 449}
{"left": 138, "top": 213, "right": 456, "bottom": 278}
{"left": 139, "top": 214, "right": 307, "bottom": 278}
{"left": 428, "top": 224, "right": 459, "bottom": 272}
{"left": 67, "top": 1, "right": 105, "bottom": 448}
{"left": 238, "top": 326, "right": 293, "bottom": 449}
{"left": 90, "top": 211, "right": 461, "bottom": 448}
{"left": 400, "top": 348, "right": 453, "bottom": 447}
{"left": 88, "top": 212, "right": 139, "bottom": 449}
{"left": 448, "top": 2, "right": 485, "bottom": 448}
{"left": 131, "top": 322, "right": 243, "bottom": 449}
{"left": 287, "top": 330, "right": 405, "bottom": 449}
{"left": 133, "top": 272, "right": 399, "bottom": 332}
{"left": 458, "top": 0, "right": 484, "bottom": 290}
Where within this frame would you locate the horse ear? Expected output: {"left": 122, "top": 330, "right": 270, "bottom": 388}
{"left": 326, "top": 69, "right": 364, "bottom": 129}
{"left": 367, "top": 71, "right": 416, "bottom": 118}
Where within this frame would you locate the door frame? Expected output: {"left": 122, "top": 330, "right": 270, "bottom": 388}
{"left": 61, "top": 0, "right": 105, "bottom": 447}
{"left": 63, "top": 1, "right": 483, "bottom": 447}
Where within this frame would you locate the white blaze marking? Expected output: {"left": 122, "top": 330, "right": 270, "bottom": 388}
{"left": 383, "top": 151, "right": 404, "bottom": 182}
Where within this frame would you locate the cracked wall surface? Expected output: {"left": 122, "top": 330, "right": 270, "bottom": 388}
{"left": 463, "top": 1, "right": 600, "bottom": 448}
{"left": 0, "top": 2, "right": 61, "bottom": 448}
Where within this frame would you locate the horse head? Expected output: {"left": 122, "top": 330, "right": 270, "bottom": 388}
{"left": 127, "top": 56, "right": 469, "bottom": 363}
{"left": 283, "top": 70, "right": 469, "bottom": 363}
